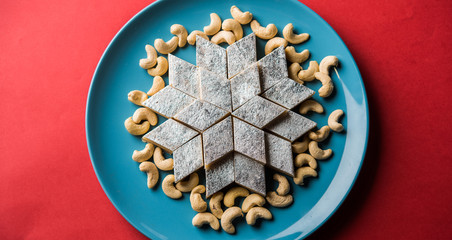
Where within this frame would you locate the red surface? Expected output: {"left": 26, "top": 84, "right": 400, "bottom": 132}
{"left": 0, "top": 0, "right": 451, "bottom": 239}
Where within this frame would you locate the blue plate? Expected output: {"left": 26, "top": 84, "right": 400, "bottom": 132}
{"left": 86, "top": 0, "right": 369, "bottom": 239}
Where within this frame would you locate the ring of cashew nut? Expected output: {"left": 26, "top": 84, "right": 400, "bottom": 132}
{"left": 328, "top": 109, "right": 344, "bottom": 132}
{"left": 273, "top": 173, "right": 290, "bottom": 196}
{"left": 190, "top": 185, "right": 207, "bottom": 212}
{"left": 209, "top": 192, "right": 224, "bottom": 219}
{"left": 230, "top": 5, "right": 253, "bottom": 24}
{"left": 162, "top": 174, "right": 182, "bottom": 199}
{"left": 124, "top": 117, "right": 150, "bottom": 135}
{"left": 265, "top": 37, "right": 288, "bottom": 55}
{"left": 221, "top": 207, "right": 243, "bottom": 234}
{"left": 147, "top": 56, "right": 168, "bottom": 77}
{"left": 170, "top": 24, "right": 188, "bottom": 47}
{"left": 294, "top": 153, "right": 317, "bottom": 169}
{"left": 308, "top": 141, "right": 333, "bottom": 160}
{"left": 314, "top": 72, "right": 334, "bottom": 98}
{"left": 153, "top": 147, "right": 174, "bottom": 171}
{"left": 299, "top": 99, "right": 324, "bottom": 115}
{"left": 128, "top": 90, "right": 148, "bottom": 106}
{"left": 175, "top": 173, "right": 199, "bottom": 192}
{"left": 132, "top": 107, "right": 158, "bottom": 126}
{"left": 241, "top": 194, "right": 266, "bottom": 213}
{"left": 139, "top": 161, "right": 159, "bottom": 188}
{"left": 319, "top": 55, "right": 339, "bottom": 74}
{"left": 147, "top": 76, "right": 165, "bottom": 96}
{"left": 288, "top": 62, "right": 303, "bottom": 84}
{"left": 282, "top": 23, "right": 310, "bottom": 44}
{"left": 294, "top": 167, "right": 318, "bottom": 185}
{"left": 139, "top": 44, "right": 158, "bottom": 69}
{"left": 224, "top": 187, "right": 250, "bottom": 207}
{"left": 204, "top": 13, "right": 222, "bottom": 35}
{"left": 309, "top": 126, "right": 330, "bottom": 142}
{"left": 250, "top": 20, "right": 277, "bottom": 40}
{"left": 154, "top": 36, "right": 179, "bottom": 54}
{"left": 132, "top": 143, "right": 154, "bottom": 162}
{"left": 285, "top": 46, "right": 310, "bottom": 64}
{"left": 192, "top": 212, "right": 220, "bottom": 230}
{"left": 298, "top": 61, "right": 319, "bottom": 82}
{"left": 222, "top": 19, "right": 243, "bottom": 40}
{"left": 246, "top": 207, "right": 272, "bottom": 225}
{"left": 211, "top": 31, "right": 236, "bottom": 45}
{"left": 292, "top": 135, "right": 310, "bottom": 153}
{"left": 187, "top": 30, "right": 209, "bottom": 45}
{"left": 266, "top": 191, "right": 293, "bottom": 208}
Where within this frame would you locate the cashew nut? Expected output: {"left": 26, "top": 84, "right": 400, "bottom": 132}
{"left": 299, "top": 99, "right": 324, "bottom": 115}
{"left": 288, "top": 62, "right": 303, "bottom": 84}
{"left": 211, "top": 31, "right": 236, "bottom": 45}
{"left": 230, "top": 5, "right": 253, "bottom": 24}
{"left": 124, "top": 117, "right": 150, "bottom": 135}
{"left": 319, "top": 55, "right": 339, "bottom": 74}
{"left": 224, "top": 187, "right": 250, "bottom": 207}
{"left": 175, "top": 173, "right": 199, "bottom": 192}
{"left": 187, "top": 30, "right": 209, "bottom": 45}
{"left": 147, "top": 56, "right": 168, "bottom": 77}
{"left": 192, "top": 212, "right": 220, "bottom": 230}
{"left": 265, "top": 37, "right": 288, "bottom": 55}
{"left": 209, "top": 192, "right": 224, "bottom": 219}
{"left": 170, "top": 24, "right": 188, "bottom": 47}
{"left": 266, "top": 191, "right": 293, "bottom": 208}
{"left": 221, "top": 207, "right": 243, "bottom": 234}
{"left": 222, "top": 19, "right": 243, "bottom": 40}
{"left": 246, "top": 207, "right": 272, "bottom": 225}
{"left": 153, "top": 147, "right": 174, "bottom": 171}
{"left": 162, "top": 174, "right": 182, "bottom": 199}
{"left": 282, "top": 23, "right": 309, "bottom": 44}
{"left": 309, "top": 126, "right": 330, "bottom": 142}
{"left": 292, "top": 135, "right": 309, "bottom": 153}
{"left": 190, "top": 185, "right": 207, "bottom": 212}
{"left": 328, "top": 109, "right": 344, "bottom": 132}
{"left": 308, "top": 141, "right": 333, "bottom": 160}
{"left": 273, "top": 173, "right": 290, "bottom": 196}
{"left": 132, "top": 143, "right": 154, "bottom": 162}
{"left": 314, "top": 72, "right": 334, "bottom": 98}
{"left": 294, "top": 153, "right": 317, "bottom": 169}
{"left": 285, "top": 46, "right": 310, "bottom": 64}
{"left": 241, "top": 194, "right": 266, "bottom": 213}
{"left": 250, "top": 20, "right": 277, "bottom": 40}
{"left": 154, "top": 36, "right": 179, "bottom": 54}
{"left": 298, "top": 61, "right": 319, "bottom": 82}
{"left": 132, "top": 107, "right": 158, "bottom": 126}
{"left": 293, "top": 167, "right": 318, "bottom": 185}
{"left": 128, "top": 90, "right": 148, "bottom": 106}
{"left": 147, "top": 76, "right": 165, "bottom": 96}
{"left": 204, "top": 13, "right": 221, "bottom": 35}
{"left": 139, "top": 44, "right": 157, "bottom": 69}
{"left": 139, "top": 161, "right": 159, "bottom": 188}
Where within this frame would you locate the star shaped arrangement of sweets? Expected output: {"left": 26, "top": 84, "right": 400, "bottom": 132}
{"left": 142, "top": 33, "right": 316, "bottom": 197}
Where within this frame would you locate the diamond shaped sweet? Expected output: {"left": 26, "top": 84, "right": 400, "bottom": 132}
{"left": 232, "top": 95, "right": 286, "bottom": 129}
{"left": 199, "top": 67, "right": 232, "bottom": 112}
{"left": 233, "top": 118, "right": 266, "bottom": 164}
{"left": 173, "top": 100, "right": 229, "bottom": 132}
{"left": 173, "top": 135, "right": 204, "bottom": 182}
{"left": 265, "top": 111, "right": 316, "bottom": 142}
{"left": 226, "top": 33, "right": 257, "bottom": 78}
{"left": 206, "top": 154, "right": 234, "bottom": 197}
{"left": 196, "top": 36, "right": 227, "bottom": 78}
{"left": 262, "top": 77, "right": 315, "bottom": 109}
{"left": 168, "top": 54, "right": 199, "bottom": 98}
{"left": 202, "top": 116, "right": 234, "bottom": 167}
{"left": 234, "top": 153, "right": 266, "bottom": 196}
{"left": 142, "top": 86, "right": 195, "bottom": 118}
{"left": 258, "top": 46, "right": 288, "bottom": 91}
{"left": 265, "top": 133, "right": 294, "bottom": 177}
{"left": 230, "top": 63, "right": 261, "bottom": 111}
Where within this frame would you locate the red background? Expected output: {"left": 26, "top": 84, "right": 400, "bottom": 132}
{"left": 1, "top": 0, "right": 451, "bottom": 239}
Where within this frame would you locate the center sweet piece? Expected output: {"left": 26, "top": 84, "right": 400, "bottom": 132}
{"left": 141, "top": 33, "right": 316, "bottom": 197}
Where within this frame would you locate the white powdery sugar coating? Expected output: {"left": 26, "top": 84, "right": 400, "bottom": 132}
{"left": 265, "top": 111, "right": 317, "bottom": 142}
{"left": 196, "top": 36, "right": 227, "bottom": 78}
{"left": 265, "top": 133, "right": 294, "bottom": 177}
{"left": 232, "top": 95, "right": 287, "bottom": 129}
{"left": 142, "top": 119, "right": 198, "bottom": 154}
{"left": 142, "top": 86, "right": 195, "bottom": 118}
{"left": 230, "top": 63, "right": 261, "bottom": 111}
{"left": 226, "top": 33, "right": 257, "bottom": 78}
{"left": 234, "top": 153, "right": 266, "bottom": 196}
{"left": 261, "top": 77, "right": 315, "bottom": 109}
{"left": 199, "top": 67, "right": 232, "bottom": 112}
{"left": 173, "top": 135, "right": 204, "bottom": 182}
{"left": 233, "top": 118, "right": 266, "bottom": 164}
{"left": 258, "top": 46, "right": 288, "bottom": 91}
{"left": 202, "top": 116, "right": 234, "bottom": 167}
{"left": 173, "top": 100, "right": 229, "bottom": 132}
{"left": 168, "top": 54, "right": 200, "bottom": 98}
{"left": 205, "top": 155, "right": 235, "bottom": 197}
